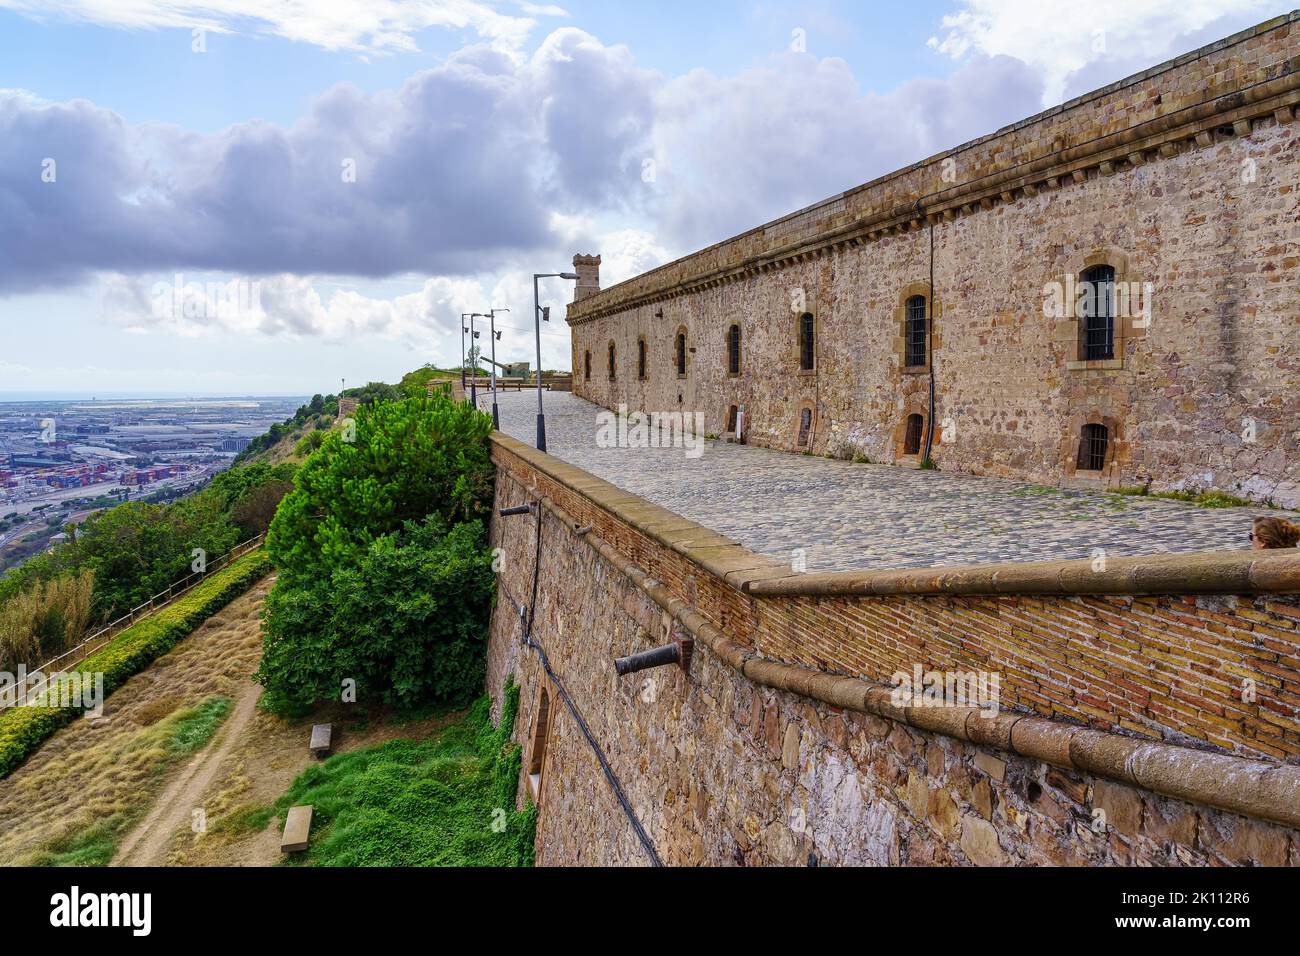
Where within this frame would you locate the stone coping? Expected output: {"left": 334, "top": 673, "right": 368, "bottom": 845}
{"left": 567, "top": 12, "right": 1300, "bottom": 324}
{"left": 490, "top": 432, "right": 1300, "bottom": 597}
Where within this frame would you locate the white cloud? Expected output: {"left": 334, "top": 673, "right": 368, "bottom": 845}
{"left": 928, "top": 0, "right": 1272, "bottom": 106}
{"left": 0, "top": 0, "right": 563, "bottom": 53}
{"left": 650, "top": 51, "right": 1043, "bottom": 248}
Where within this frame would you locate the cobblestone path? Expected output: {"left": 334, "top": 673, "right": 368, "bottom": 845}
{"left": 484, "top": 390, "right": 1295, "bottom": 574}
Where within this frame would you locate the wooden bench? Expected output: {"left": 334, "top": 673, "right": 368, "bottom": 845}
{"left": 310, "top": 723, "right": 333, "bottom": 758}
{"left": 281, "top": 805, "right": 313, "bottom": 854}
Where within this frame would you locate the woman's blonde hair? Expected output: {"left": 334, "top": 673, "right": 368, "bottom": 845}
{"left": 1253, "top": 516, "right": 1300, "bottom": 549}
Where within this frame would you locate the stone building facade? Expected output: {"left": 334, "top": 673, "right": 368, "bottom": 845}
{"left": 566, "top": 14, "right": 1300, "bottom": 508}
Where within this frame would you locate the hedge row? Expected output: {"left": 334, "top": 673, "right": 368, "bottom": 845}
{"left": 0, "top": 550, "right": 272, "bottom": 779}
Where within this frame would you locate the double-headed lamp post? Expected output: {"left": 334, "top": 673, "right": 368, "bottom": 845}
{"left": 468, "top": 313, "right": 481, "bottom": 407}
{"left": 532, "top": 272, "right": 580, "bottom": 453}
{"left": 460, "top": 313, "right": 473, "bottom": 390}
{"left": 486, "top": 308, "right": 509, "bottom": 430}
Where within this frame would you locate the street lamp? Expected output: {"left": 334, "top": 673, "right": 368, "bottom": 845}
{"left": 468, "top": 313, "right": 481, "bottom": 407}
{"left": 460, "top": 313, "right": 473, "bottom": 391}
{"left": 532, "top": 272, "right": 580, "bottom": 453}
{"left": 486, "top": 308, "right": 509, "bottom": 430}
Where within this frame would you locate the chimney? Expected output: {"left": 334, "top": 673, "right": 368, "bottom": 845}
{"left": 572, "top": 254, "right": 601, "bottom": 302}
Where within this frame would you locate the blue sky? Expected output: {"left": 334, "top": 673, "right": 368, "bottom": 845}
{"left": 0, "top": 0, "right": 1280, "bottom": 397}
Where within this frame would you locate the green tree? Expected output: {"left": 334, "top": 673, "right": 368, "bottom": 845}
{"left": 256, "top": 517, "right": 494, "bottom": 713}
{"left": 265, "top": 395, "right": 493, "bottom": 587}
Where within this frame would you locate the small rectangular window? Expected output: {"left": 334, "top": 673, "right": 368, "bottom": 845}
{"left": 799, "top": 314, "right": 815, "bottom": 370}
{"left": 905, "top": 296, "right": 927, "bottom": 368}
{"left": 1080, "top": 265, "right": 1116, "bottom": 361}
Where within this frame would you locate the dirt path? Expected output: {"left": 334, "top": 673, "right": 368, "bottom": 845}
{"left": 111, "top": 679, "right": 262, "bottom": 867}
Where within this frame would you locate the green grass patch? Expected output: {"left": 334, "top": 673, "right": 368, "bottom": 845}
{"left": 1111, "top": 485, "right": 1149, "bottom": 497}
{"left": 240, "top": 684, "right": 534, "bottom": 867}
{"left": 1150, "top": 489, "right": 1254, "bottom": 509}
{"left": 26, "top": 820, "right": 121, "bottom": 867}
{"left": 165, "top": 696, "right": 231, "bottom": 756}
{"left": 0, "top": 550, "right": 271, "bottom": 780}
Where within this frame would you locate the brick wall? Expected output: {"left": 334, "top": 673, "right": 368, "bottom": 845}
{"left": 568, "top": 14, "right": 1300, "bottom": 506}
{"left": 486, "top": 435, "right": 1300, "bottom": 865}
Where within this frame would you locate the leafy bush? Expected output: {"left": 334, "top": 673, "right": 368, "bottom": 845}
{"left": 266, "top": 394, "right": 493, "bottom": 588}
{"left": 0, "top": 551, "right": 270, "bottom": 780}
{"left": 256, "top": 517, "right": 494, "bottom": 714}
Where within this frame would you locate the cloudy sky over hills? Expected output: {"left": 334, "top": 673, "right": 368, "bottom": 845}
{"left": 0, "top": 0, "right": 1278, "bottom": 395}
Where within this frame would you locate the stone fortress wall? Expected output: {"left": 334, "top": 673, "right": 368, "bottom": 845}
{"left": 566, "top": 14, "right": 1300, "bottom": 508}
{"left": 487, "top": 433, "right": 1300, "bottom": 866}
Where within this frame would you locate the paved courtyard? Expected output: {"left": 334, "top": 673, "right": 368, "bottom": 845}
{"left": 482, "top": 390, "right": 1295, "bottom": 574}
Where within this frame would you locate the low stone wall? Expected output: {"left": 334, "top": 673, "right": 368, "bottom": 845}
{"left": 486, "top": 434, "right": 1300, "bottom": 865}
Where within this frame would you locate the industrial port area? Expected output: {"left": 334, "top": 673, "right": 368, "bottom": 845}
{"left": 0, "top": 396, "right": 303, "bottom": 571}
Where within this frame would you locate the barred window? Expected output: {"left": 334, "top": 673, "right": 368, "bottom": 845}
{"left": 608, "top": 342, "right": 617, "bottom": 380}
{"left": 637, "top": 338, "right": 647, "bottom": 380}
{"left": 676, "top": 332, "right": 687, "bottom": 376}
{"left": 799, "top": 313, "right": 815, "bottom": 371}
{"left": 1080, "top": 265, "right": 1116, "bottom": 361}
{"left": 904, "top": 413, "right": 924, "bottom": 456}
{"left": 905, "top": 296, "right": 927, "bottom": 368}
{"left": 728, "top": 324, "right": 741, "bottom": 374}
{"left": 1077, "top": 423, "right": 1109, "bottom": 472}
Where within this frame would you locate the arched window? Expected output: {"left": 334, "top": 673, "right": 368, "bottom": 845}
{"left": 637, "top": 338, "right": 647, "bottom": 380}
{"left": 1077, "top": 423, "right": 1109, "bottom": 472}
{"left": 1080, "top": 265, "right": 1116, "bottom": 361}
{"left": 676, "top": 331, "right": 687, "bottom": 376}
{"left": 584, "top": 350, "right": 591, "bottom": 381}
{"left": 905, "top": 296, "right": 927, "bottom": 368}
{"left": 904, "top": 414, "right": 924, "bottom": 456}
{"left": 728, "top": 324, "right": 741, "bottom": 375}
{"left": 607, "top": 342, "right": 617, "bottom": 380}
{"left": 799, "top": 313, "right": 815, "bottom": 371}
{"left": 527, "top": 683, "right": 553, "bottom": 802}
{"left": 797, "top": 407, "right": 813, "bottom": 447}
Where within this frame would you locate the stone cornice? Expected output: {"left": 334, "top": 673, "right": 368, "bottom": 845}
{"left": 568, "top": 12, "right": 1300, "bottom": 327}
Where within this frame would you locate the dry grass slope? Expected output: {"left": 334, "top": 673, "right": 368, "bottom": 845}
{"left": 0, "top": 579, "right": 271, "bottom": 866}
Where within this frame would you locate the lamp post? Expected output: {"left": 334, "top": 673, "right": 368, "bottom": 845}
{"left": 532, "top": 272, "right": 580, "bottom": 453}
{"left": 460, "top": 313, "right": 473, "bottom": 391}
{"left": 468, "top": 313, "right": 480, "bottom": 408}
{"left": 486, "top": 308, "right": 509, "bottom": 430}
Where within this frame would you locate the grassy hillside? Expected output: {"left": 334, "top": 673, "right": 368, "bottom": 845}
{"left": 0, "top": 549, "right": 271, "bottom": 780}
